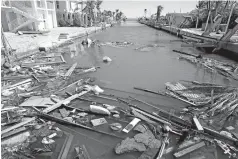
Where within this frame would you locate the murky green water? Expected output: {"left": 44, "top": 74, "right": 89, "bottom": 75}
{"left": 56, "top": 21, "right": 238, "bottom": 159}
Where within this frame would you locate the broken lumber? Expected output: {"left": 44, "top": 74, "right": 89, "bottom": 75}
{"left": 130, "top": 106, "right": 171, "bottom": 126}
{"left": 131, "top": 108, "right": 157, "bottom": 124}
{"left": 181, "top": 43, "right": 215, "bottom": 48}
{"left": 156, "top": 134, "right": 168, "bottom": 159}
{"left": 172, "top": 50, "right": 200, "bottom": 58}
{"left": 64, "top": 62, "right": 77, "bottom": 79}
{"left": 1, "top": 117, "right": 35, "bottom": 135}
{"left": 174, "top": 141, "right": 205, "bottom": 158}
{"left": 43, "top": 90, "right": 89, "bottom": 113}
{"left": 193, "top": 116, "right": 204, "bottom": 131}
{"left": 55, "top": 79, "right": 84, "bottom": 93}
{"left": 1, "top": 127, "right": 27, "bottom": 139}
{"left": 37, "top": 111, "right": 123, "bottom": 139}
{"left": 58, "top": 133, "right": 74, "bottom": 159}
{"left": 134, "top": 87, "right": 165, "bottom": 96}
{"left": 2, "top": 79, "right": 32, "bottom": 91}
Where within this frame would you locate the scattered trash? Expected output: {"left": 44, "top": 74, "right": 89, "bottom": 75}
{"left": 122, "top": 118, "right": 141, "bottom": 133}
{"left": 103, "top": 56, "right": 112, "bottom": 63}
{"left": 91, "top": 118, "right": 107, "bottom": 126}
{"left": 177, "top": 53, "right": 238, "bottom": 80}
{"left": 89, "top": 105, "right": 111, "bottom": 115}
{"left": 110, "top": 123, "right": 122, "bottom": 131}
{"left": 74, "top": 145, "right": 91, "bottom": 159}
{"left": 17, "top": 31, "right": 23, "bottom": 35}
{"left": 42, "top": 137, "right": 55, "bottom": 144}
{"left": 99, "top": 41, "right": 133, "bottom": 48}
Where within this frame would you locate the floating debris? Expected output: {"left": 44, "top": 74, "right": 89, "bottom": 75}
{"left": 115, "top": 138, "right": 147, "bottom": 154}
{"left": 103, "top": 56, "right": 112, "bottom": 63}
{"left": 135, "top": 44, "right": 164, "bottom": 52}
{"left": 178, "top": 54, "right": 238, "bottom": 80}
{"left": 98, "top": 41, "right": 133, "bottom": 48}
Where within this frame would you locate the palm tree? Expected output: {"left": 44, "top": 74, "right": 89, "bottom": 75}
{"left": 82, "top": 1, "right": 95, "bottom": 25}
{"left": 156, "top": 5, "right": 163, "bottom": 21}
{"left": 95, "top": 0, "right": 103, "bottom": 22}
{"left": 115, "top": 9, "right": 120, "bottom": 21}
{"left": 144, "top": 9, "right": 147, "bottom": 18}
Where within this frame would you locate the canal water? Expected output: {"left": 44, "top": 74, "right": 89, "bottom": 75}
{"left": 56, "top": 21, "right": 238, "bottom": 159}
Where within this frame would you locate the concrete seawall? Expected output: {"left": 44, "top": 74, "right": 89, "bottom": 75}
{"left": 4, "top": 24, "right": 112, "bottom": 60}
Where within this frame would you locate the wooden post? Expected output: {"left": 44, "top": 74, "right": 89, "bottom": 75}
{"left": 196, "top": 16, "right": 199, "bottom": 29}
{"left": 204, "top": 10, "right": 211, "bottom": 32}
{"left": 211, "top": 89, "right": 214, "bottom": 107}
{"left": 225, "top": 2, "right": 237, "bottom": 33}
{"left": 212, "top": 18, "right": 238, "bottom": 52}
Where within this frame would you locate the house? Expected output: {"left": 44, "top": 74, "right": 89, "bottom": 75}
{"left": 165, "top": 13, "right": 191, "bottom": 27}
{"left": 1, "top": 0, "right": 58, "bottom": 32}
{"left": 55, "top": 0, "right": 85, "bottom": 12}
{"left": 55, "top": 0, "right": 88, "bottom": 27}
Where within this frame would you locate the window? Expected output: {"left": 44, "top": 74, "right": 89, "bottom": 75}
{"left": 56, "top": 1, "right": 59, "bottom": 9}
{"left": 47, "top": 1, "right": 54, "bottom": 9}
{"left": 37, "top": 0, "right": 45, "bottom": 8}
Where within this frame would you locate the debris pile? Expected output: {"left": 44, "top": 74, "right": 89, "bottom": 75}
{"left": 98, "top": 41, "right": 133, "bottom": 48}
{"left": 135, "top": 44, "right": 164, "bottom": 52}
{"left": 1, "top": 47, "right": 238, "bottom": 159}
{"left": 165, "top": 80, "right": 238, "bottom": 106}
{"left": 177, "top": 53, "right": 238, "bottom": 80}
{"left": 165, "top": 81, "right": 238, "bottom": 130}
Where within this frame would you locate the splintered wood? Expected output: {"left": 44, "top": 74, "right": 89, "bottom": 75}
{"left": 174, "top": 142, "right": 205, "bottom": 158}
{"left": 64, "top": 62, "right": 77, "bottom": 79}
{"left": 43, "top": 90, "right": 89, "bottom": 113}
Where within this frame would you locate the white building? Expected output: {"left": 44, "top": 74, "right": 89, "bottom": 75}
{"left": 1, "top": 0, "right": 58, "bottom": 32}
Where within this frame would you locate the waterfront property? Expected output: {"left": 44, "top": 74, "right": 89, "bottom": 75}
{"left": 1, "top": 0, "right": 58, "bottom": 32}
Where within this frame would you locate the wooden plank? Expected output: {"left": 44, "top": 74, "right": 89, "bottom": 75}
{"left": 181, "top": 43, "right": 215, "bottom": 47}
{"left": 2, "top": 79, "right": 32, "bottom": 91}
{"left": 193, "top": 116, "right": 204, "bottom": 131}
{"left": 165, "top": 91, "right": 197, "bottom": 106}
{"left": 81, "top": 145, "right": 92, "bottom": 159}
{"left": 43, "top": 90, "right": 89, "bottom": 113}
{"left": 64, "top": 62, "right": 77, "bottom": 78}
{"left": 55, "top": 79, "right": 84, "bottom": 93}
{"left": 131, "top": 108, "right": 157, "bottom": 124}
{"left": 21, "top": 61, "right": 65, "bottom": 67}
{"left": 225, "top": 2, "right": 237, "bottom": 33}
{"left": 174, "top": 142, "right": 205, "bottom": 158}
{"left": 1, "top": 127, "right": 27, "bottom": 139}
{"left": 131, "top": 107, "right": 171, "bottom": 126}
{"left": 213, "top": 18, "right": 238, "bottom": 52}
{"left": 1, "top": 117, "right": 35, "bottom": 135}
{"left": 59, "top": 133, "right": 74, "bottom": 159}
{"left": 156, "top": 134, "right": 168, "bottom": 159}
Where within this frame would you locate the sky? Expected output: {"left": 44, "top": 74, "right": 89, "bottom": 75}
{"left": 101, "top": 1, "right": 198, "bottom": 18}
